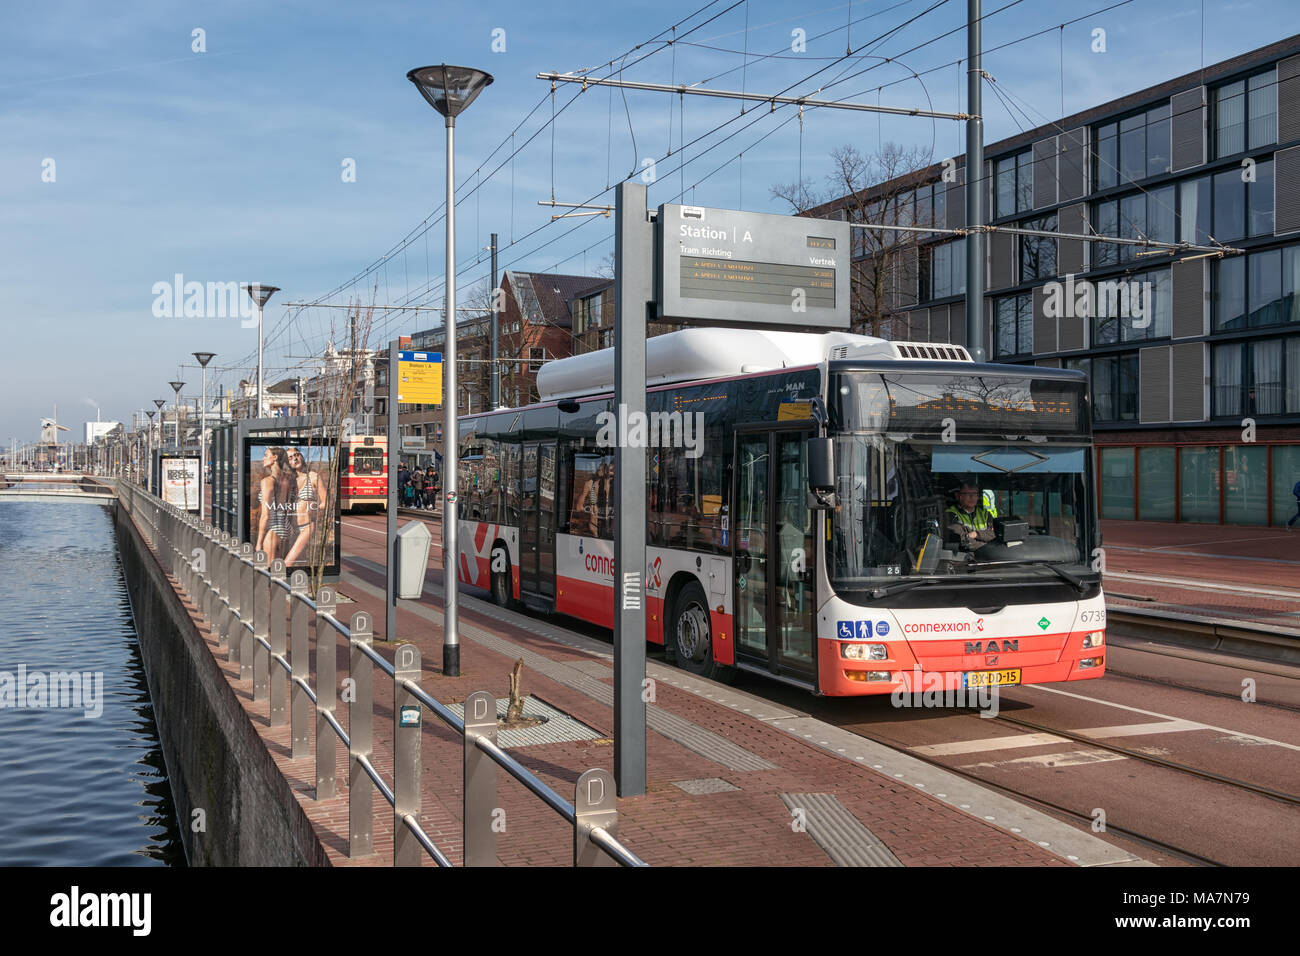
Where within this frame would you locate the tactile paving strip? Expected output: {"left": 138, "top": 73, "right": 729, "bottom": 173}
{"left": 780, "top": 792, "right": 903, "bottom": 867}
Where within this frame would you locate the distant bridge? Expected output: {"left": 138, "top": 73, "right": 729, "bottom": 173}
{"left": 0, "top": 475, "right": 118, "bottom": 504}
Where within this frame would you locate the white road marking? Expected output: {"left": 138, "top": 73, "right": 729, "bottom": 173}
{"left": 1106, "top": 571, "right": 1300, "bottom": 600}
{"left": 913, "top": 732, "right": 1070, "bottom": 756}
{"left": 959, "top": 749, "right": 1126, "bottom": 771}
{"left": 1072, "top": 719, "right": 1202, "bottom": 739}
{"left": 1020, "top": 685, "right": 1300, "bottom": 751}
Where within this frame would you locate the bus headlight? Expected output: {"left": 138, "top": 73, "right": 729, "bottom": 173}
{"left": 1078, "top": 656, "right": 1104, "bottom": 669}
{"left": 1081, "top": 631, "right": 1105, "bottom": 649}
{"left": 841, "top": 643, "right": 888, "bottom": 661}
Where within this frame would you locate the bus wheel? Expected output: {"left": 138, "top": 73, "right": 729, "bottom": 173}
{"left": 668, "top": 583, "right": 721, "bottom": 679}
{"left": 490, "top": 548, "right": 513, "bottom": 609}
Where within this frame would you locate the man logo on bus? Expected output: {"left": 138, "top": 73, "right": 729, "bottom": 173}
{"left": 650, "top": 556, "right": 663, "bottom": 590}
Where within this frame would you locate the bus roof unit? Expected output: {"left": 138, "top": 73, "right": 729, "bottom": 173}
{"left": 537, "top": 327, "right": 874, "bottom": 400}
{"left": 537, "top": 327, "right": 973, "bottom": 400}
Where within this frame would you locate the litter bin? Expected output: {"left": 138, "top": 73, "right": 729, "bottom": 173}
{"left": 394, "top": 520, "right": 433, "bottom": 599}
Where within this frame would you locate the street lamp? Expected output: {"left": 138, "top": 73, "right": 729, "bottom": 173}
{"left": 170, "top": 380, "right": 187, "bottom": 511}
{"left": 244, "top": 284, "right": 279, "bottom": 418}
{"left": 194, "top": 352, "right": 216, "bottom": 521}
{"left": 407, "top": 64, "right": 493, "bottom": 678}
{"left": 146, "top": 409, "right": 158, "bottom": 493}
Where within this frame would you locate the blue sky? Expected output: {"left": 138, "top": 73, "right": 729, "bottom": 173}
{"left": 0, "top": 0, "right": 1291, "bottom": 444}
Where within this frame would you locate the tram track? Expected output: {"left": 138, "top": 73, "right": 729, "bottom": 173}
{"left": 838, "top": 724, "right": 1228, "bottom": 867}
{"left": 986, "top": 712, "right": 1300, "bottom": 809}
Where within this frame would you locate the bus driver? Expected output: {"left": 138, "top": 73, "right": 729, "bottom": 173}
{"left": 947, "top": 480, "right": 996, "bottom": 551}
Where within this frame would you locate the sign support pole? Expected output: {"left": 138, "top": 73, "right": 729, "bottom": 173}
{"left": 613, "top": 181, "right": 651, "bottom": 797}
{"left": 386, "top": 339, "right": 399, "bottom": 645}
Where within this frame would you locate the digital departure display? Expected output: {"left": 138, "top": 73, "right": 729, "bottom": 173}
{"left": 658, "top": 203, "right": 850, "bottom": 329}
{"left": 679, "top": 257, "right": 835, "bottom": 309}
{"left": 831, "top": 372, "right": 1089, "bottom": 436}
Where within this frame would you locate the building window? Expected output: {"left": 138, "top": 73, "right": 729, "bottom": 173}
{"left": 1092, "top": 186, "right": 1174, "bottom": 266}
{"left": 1211, "top": 72, "right": 1277, "bottom": 159}
{"left": 1092, "top": 266, "right": 1172, "bottom": 344}
{"left": 1094, "top": 104, "right": 1170, "bottom": 190}
{"left": 994, "top": 151, "right": 1032, "bottom": 219}
{"left": 1214, "top": 246, "right": 1300, "bottom": 331}
{"left": 1213, "top": 336, "right": 1300, "bottom": 416}
{"left": 528, "top": 347, "right": 546, "bottom": 372}
{"left": 1019, "top": 215, "right": 1057, "bottom": 281}
{"left": 994, "top": 293, "right": 1032, "bottom": 357}
{"left": 1089, "top": 354, "right": 1139, "bottom": 422}
{"left": 920, "top": 238, "right": 966, "bottom": 301}
{"left": 1178, "top": 175, "right": 1212, "bottom": 245}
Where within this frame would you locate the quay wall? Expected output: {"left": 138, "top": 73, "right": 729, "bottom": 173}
{"left": 114, "top": 499, "right": 330, "bottom": 866}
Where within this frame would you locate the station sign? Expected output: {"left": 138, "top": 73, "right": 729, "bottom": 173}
{"left": 397, "top": 351, "right": 442, "bottom": 405}
{"left": 657, "top": 203, "right": 850, "bottom": 330}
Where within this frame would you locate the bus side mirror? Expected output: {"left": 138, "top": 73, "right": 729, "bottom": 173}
{"left": 807, "top": 437, "right": 837, "bottom": 510}
{"left": 808, "top": 437, "right": 834, "bottom": 491}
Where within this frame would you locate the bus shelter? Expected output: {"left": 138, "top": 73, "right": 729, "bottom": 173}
{"left": 209, "top": 416, "right": 341, "bottom": 578}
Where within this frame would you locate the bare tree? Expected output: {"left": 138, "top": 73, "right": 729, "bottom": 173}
{"left": 299, "top": 295, "right": 376, "bottom": 593}
{"left": 772, "top": 142, "right": 935, "bottom": 337}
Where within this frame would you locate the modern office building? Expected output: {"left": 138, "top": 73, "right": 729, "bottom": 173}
{"left": 813, "top": 33, "right": 1300, "bottom": 526}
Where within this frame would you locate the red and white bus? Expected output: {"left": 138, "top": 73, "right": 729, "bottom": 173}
{"left": 453, "top": 328, "right": 1106, "bottom": 696}
{"left": 340, "top": 435, "right": 387, "bottom": 513}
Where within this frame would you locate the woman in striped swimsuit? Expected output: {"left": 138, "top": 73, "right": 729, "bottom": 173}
{"left": 284, "top": 448, "right": 324, "bottom": 566}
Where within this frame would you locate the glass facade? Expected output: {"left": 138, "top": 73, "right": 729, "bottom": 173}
{"left": 1099, "top": 444, "right": 1300, "bottom": 525}
{"left": 1137, "top": 447, "right": 1176, "bottom": 520}
{"left": 1099, "top": 447, "right": 1135, "bottom": 519}
{"left": 1179, "top": 446, "right": 1220, "bottom": 523}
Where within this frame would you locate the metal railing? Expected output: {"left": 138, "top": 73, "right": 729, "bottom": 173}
{"left": 115, "top": 480, "right": 645, "bottom": 867}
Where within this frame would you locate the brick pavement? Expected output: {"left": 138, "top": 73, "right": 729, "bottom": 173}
{"left": 143, "top": 508, "right": 1073, "bottom": 867}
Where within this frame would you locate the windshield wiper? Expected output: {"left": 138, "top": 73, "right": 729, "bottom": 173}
{"left": 989, "top": 559, "right": 1089, "bottom": 593}
{"left": 869, "top": 578, "right": 944, "bottom": 599}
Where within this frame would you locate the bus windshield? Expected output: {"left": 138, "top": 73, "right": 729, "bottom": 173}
{"left": 828, "top": 370, "right": 1095, "bottom": 592}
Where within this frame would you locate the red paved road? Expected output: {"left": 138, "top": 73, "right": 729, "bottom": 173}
{"left": 1102, "top": 520, "right": 1300, "bottom": 631}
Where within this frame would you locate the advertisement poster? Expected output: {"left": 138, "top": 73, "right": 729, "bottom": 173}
{"left": 243, "top": 439, "right": 340, "bottom": 576}
{"left": 160, "top": 456, "right": 200, "bottom": 513}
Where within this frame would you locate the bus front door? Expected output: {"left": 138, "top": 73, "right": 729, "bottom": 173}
{"left": 519, "top": 441, "right": 557, "bottom": 601}
{"left": 734, "top": 429, "right": 817, "bottom": 685}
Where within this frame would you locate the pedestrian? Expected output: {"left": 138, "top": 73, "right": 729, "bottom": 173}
{"left": 1288, "top": 477, "right": 1300, "bottom": 530}
{"left": 411, "top": 467, "right": 426, "bottom": 509}
{"left": 425, "top": 465, "right": 437, "bottom": 510}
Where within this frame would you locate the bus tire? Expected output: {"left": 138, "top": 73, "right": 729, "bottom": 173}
{"left": 490, "top": 546, "right": 513, "bottom": 609}
{"left": 667, "top": 582, "right": 725, "bottom": 681}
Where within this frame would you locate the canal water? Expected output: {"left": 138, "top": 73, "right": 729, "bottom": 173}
{"left": 0, "top": 496, "right": 185, "bottom": 865}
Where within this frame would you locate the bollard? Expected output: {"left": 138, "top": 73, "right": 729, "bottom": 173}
{"left": 268, "top": 558, "right": 287, "bottom": 724}
{"left": 238, "top": 543, "right": 254, "bottom": 676}
{"left": 393, "top": 643, "right": 422, "bottom": 867}
{"left": 252, "top": 550, "right": 270, "bottom": 701}
{"left": 348, "top": 610, "right": 374, "bottom": 858}
{"left": 315, "top": 586, "right": 338, "bottom": 799}
{"left": 463, "top": 689, "right": 499, "bottom": 867}
{"left": 214, "top": 532, "right": 231, "bottom": 650}
{"left": 289, "top": 570, "right": 310, "bottom": 756}
{"left": 574, "top": 769, "right": 619, "bottom": 867}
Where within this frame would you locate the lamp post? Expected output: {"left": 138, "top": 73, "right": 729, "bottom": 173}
{"left": 146, "top": 408, "right": 159, "bottom": 493}
{"left": 244, "top": 284, "right": 279, "bottom": 418}
{"left": 194, "top": 352, "right": 216, "bottom": 521}
{"left": 170, "top": 380, "right": 186, "bottom": 511}
{"left": 407, "top": 64, "right": 493, "bottom": 678}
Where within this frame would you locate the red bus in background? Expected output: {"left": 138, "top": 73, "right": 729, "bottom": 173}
{"left": 341, "top": 435, "right": 387, "bottom": 512}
